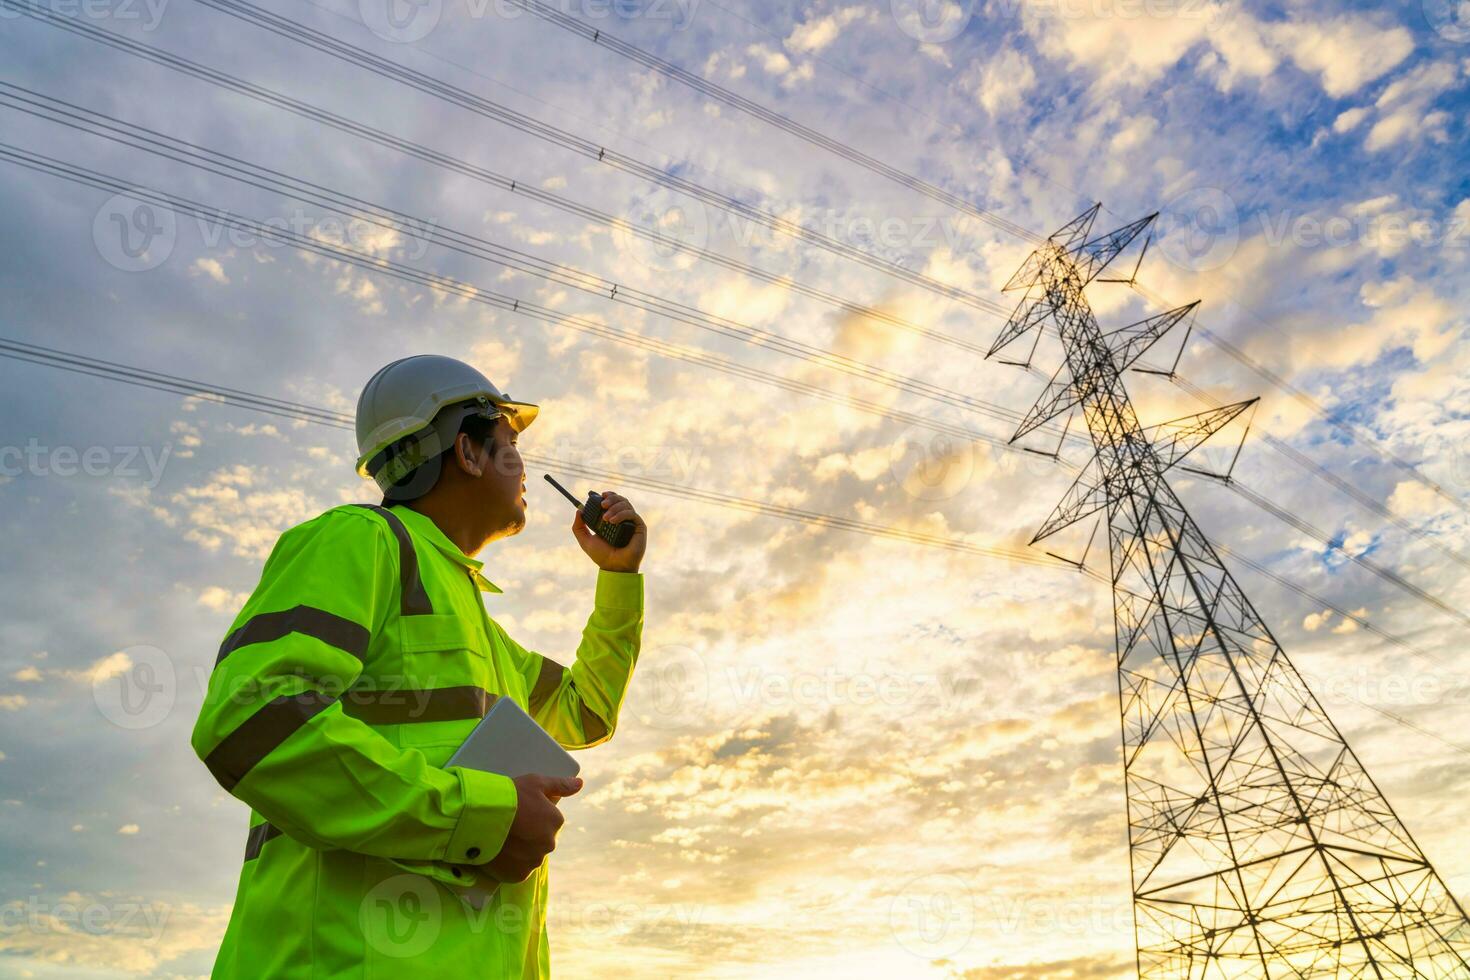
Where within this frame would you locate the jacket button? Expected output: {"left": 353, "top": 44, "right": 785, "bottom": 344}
{"left": 466, "top": 847, "right": 481, "bottom": 859}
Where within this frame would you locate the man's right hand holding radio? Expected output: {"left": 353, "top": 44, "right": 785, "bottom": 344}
{"left": 485, "top": 773, "right": 584, "bottom": 883}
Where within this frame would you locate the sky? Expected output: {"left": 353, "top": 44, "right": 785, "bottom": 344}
{"left": 0, "top": 0, "right": 1468, "bottom": 976}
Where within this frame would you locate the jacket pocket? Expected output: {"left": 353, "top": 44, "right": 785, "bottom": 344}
{"left": 358, "top": 614, "right": 495, "bottom": 754}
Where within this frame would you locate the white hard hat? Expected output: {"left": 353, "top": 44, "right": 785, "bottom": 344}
{"left": 355, "top": 354, "right": 538, "bottom": 493}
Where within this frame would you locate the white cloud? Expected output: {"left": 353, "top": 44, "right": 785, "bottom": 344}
{"left": 745, "top": 43, "right": 815, "bottom": 87}
{"left": 1332, "top": 106, "right": 1369, "bottom": 134}
{"left": 784, "top": 6, "right": 869, "bottom": 55}
{"left": 1387, "top": 480, "right": 1442, "bottom": 519}
{"left": 66, "top": 651, "right": 133, "bottom": 685}
{"left": 10, "top": 667, "right": 41, "bottom": 683}
{"left": 1268, "top": 16, "right": 1413, "bottom": 97}
{"left": 0, "top": 695, "right": 28, "bottom": 712}
{"left": 962, "top": 47, "right": 1037, "bottom": 117}
{"left": 117, "top": 824, "right": 140, "bottom": 835}
{"left": 197, "top": 586, "right": 248, "bottom": 612}
{"left": 192, "top": 257, "right": 230, "bottom": 284}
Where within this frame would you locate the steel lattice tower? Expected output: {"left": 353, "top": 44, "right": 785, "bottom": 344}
{"left": 989, "top": 206, "right": 1470, "bottom": 978}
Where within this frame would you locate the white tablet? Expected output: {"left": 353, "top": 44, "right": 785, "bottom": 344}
{"left": 446, "top": 696, "right": 581, "bottom": 779}
{"left": 442, "top": 697, "right": 580, "bottom": 910}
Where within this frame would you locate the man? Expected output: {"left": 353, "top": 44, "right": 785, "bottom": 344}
{"left": 191, "top": 354, "right": 646, "bottom": 977}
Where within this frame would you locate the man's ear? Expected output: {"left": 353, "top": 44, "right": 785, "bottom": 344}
{"left": 454, "top": 432, "right": 485, "bottom": 478}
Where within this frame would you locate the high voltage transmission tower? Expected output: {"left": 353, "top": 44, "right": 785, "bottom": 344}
{"left": 990, "top": 205, "right": 1470, "bottom": 978}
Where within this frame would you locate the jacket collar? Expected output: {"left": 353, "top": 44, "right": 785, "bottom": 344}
{"left": 386, "top": 504, "right": 504, "bottom": 594}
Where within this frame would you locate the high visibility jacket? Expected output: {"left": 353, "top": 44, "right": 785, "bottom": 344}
{"left": 191, "top": 502, "right": 644, "bottom": 978}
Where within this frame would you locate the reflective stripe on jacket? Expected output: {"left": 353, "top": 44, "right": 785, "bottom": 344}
{"left": 191, "top": 502, "right": 644, "bottom": 978}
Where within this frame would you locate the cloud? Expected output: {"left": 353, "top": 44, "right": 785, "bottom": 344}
{"left": 963, "top": 46, "right": 1038, "bottom": 117}
{"left": 745, "top": 43, "right": 815, "bottom": 87}
{"left": 117, "top": 824, "right": 140, "bottom": 835}
{"left": 1022, "top": 5, "right": 1410, "bottom": 98}
{"left": 1387, "top": 480, "right": 1443, "bottom": 519}
{"left": 785, "top": 6, "right": 870, "bottom": 55}
{"left": 191, "top": 257, "right": 230, "bottom": 284}
{"left": 196, "top": 586, "right": 249, "bottom": 613}
{"left": 64, "top": 652, "right": 132, "bottom": 685}
{"left": 1268, "top": 16, "right": 1413, "bottom": 97}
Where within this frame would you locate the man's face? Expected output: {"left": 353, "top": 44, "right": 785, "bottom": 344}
{"left": 468, "top": 416, "right": 527, "bottom": 536}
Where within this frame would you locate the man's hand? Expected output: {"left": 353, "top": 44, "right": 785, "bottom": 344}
{"left": 484, "top": 774, "right": 583, "bottom": 883}
{"left": 572, "top": 490, "right": 646, "bottom": 573}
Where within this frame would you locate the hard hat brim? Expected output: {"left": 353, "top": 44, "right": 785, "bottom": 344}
{"left": 355, "top": 396, "right": 539, "bottom": 478}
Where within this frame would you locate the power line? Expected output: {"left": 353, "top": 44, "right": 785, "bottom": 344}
{"left": 1166, "top": 373, "right": 1470, "bottom": 573}
{"left": 181, "top": 0, "right": 1006, "bottom": 315}
{"left": 1130, "top": 281, "right": 1470, "bottom": 518}
{"left": 495, "top": 0, "right": 1468, "bottom": 537}
{"left": 24, "top": 0, "right": 1452, "bottom": 586}
{"left": 7, "top": 334, "right": 1458, "bottom": 656}
{"left": 483, "top": 0, "right": 1469, "bottom": 534}
{"left": 0, "top": 142, "right": 1037, "bottom": 459}
{"left": 12, "top": 134, "right": 1469, "bottom": 633}
{"left": 126, "top": 0, "right": 1470, "bottom": 549}
{"left": 12, "top": 333, "right": 1464, "bottom": 758}
{"left": 0, "top": 337, "right": 1065, "bottom": 570}
{"left": 5, "top": 5, "right": 1464, "bottom": 637}
{"left": 2, "top": 0, "right": 1008, "bottom": 357}
{"left": 497, "top": 0, "right": 1042, "bottom": 244}
{"left": 0, "top": 83, "right": 1042, "bottom": 437}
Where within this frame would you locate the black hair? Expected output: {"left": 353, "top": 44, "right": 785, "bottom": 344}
{"left": 379, "top": 409, "right": 507, "bottom": 506}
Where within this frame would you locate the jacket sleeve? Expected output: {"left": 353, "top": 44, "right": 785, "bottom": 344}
{"left": 190, "top": 508, "right": 517, "bottom": 868}
{"left": 500, "top": 569, "right": 644, "bottom": 750}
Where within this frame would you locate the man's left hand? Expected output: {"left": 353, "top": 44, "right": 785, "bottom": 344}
{"left": 571, "top": 491, "right": 646, "bottom": 573}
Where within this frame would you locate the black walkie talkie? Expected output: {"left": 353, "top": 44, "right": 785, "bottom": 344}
{"left": 544, "top": 474, "right": 635, "bottom": 548}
